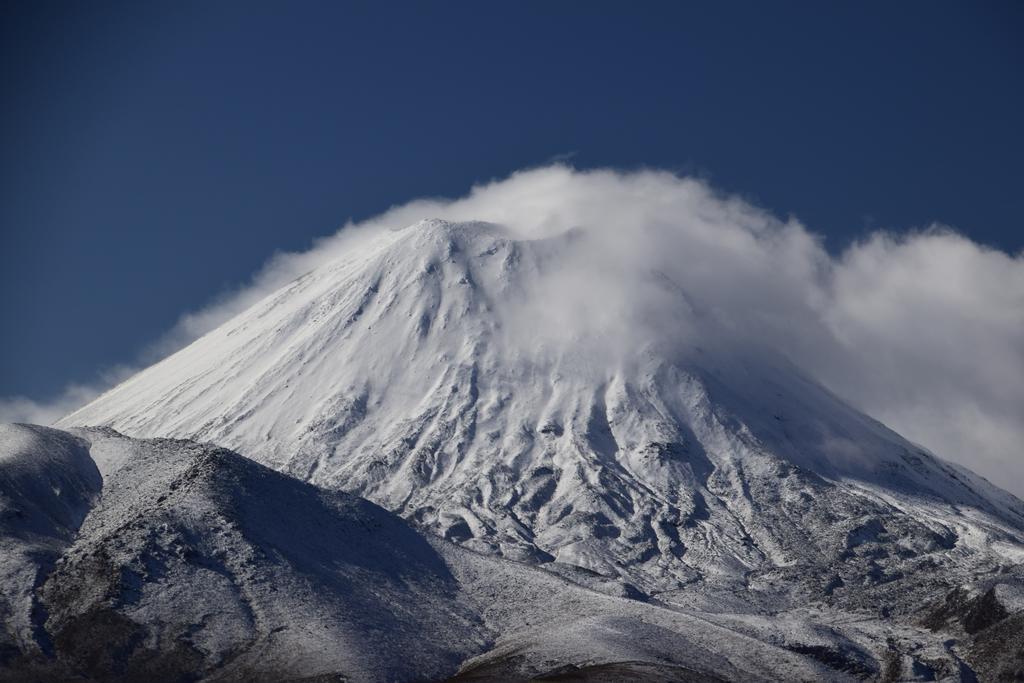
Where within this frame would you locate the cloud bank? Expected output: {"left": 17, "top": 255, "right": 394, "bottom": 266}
{"left": 3, "top": 166, "right": 1021, "bottom": 495}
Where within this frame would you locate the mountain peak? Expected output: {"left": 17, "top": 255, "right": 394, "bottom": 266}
{"left": 57, "top": 218, "right": 1024, "bottom": 602}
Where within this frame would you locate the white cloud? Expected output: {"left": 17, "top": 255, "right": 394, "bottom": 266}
{"left": 0, "top": 365, "right": 135, "bottom": 426}
{"left": 4, "top": 166, "right": 1022, "bottom": 496}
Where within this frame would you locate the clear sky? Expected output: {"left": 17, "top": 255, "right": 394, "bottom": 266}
{"left": 2, "top": 1, "right": 1022, "bottom": 402}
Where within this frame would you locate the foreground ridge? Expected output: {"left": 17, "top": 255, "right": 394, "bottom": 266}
{"left": 2, "top": 424, "right": 1022, "bottom": 681}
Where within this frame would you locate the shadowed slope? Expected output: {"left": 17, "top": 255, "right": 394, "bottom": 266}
{"left": 7, "top": 427, "right": 484, "bottom": 681}
{"left": 0, "top": 424, "right": 101, "bottom": 664}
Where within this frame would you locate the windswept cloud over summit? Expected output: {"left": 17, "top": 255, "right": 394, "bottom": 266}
{"left": 5, "top": 166, "right": 1022, "bottom": 494}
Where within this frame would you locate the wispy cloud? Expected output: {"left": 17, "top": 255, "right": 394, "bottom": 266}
{"left": 0, "top": 365, "right": 135, "bottom": 426}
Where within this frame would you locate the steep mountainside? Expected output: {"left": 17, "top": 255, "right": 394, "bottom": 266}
{"left": 57, "top": 220, "right": 1024, "bottom": 609}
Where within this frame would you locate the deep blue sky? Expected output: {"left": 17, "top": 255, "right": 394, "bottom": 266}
{"left": 2, "top": 1, "right": 1022, "bottom": 401}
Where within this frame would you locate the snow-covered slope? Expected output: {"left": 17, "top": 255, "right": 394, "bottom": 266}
{"left": 2, "top": 425, "right": 484, "bottom": 680}
{"left": 8, "top": 426, "right": 1020, "bottom": 681}
{"left": 58, "top": 219, "right": 1024, "bottom": 605}
{"left": 0, "top": 425, "right": 100, "bottom": 662}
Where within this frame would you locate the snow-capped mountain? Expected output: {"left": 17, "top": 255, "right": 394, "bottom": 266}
{"left": 58, "top": 220, "right": 1024, "bottom": 584}
{"left": 28, "top": 218, "right": 1024, "bottom": 679}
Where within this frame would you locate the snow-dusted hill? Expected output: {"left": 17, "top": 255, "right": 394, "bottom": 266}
{"left": 2, "top": 424, "right": 485, "bottom": 680}
{"left": 5, "top": 425, "right": 1021, "bottom": 681}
